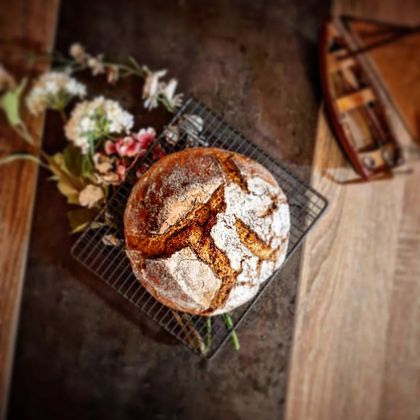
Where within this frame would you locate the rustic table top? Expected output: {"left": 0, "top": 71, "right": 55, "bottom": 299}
{"left": 1, "top": 0, "right": 419, "bottom": 419}
{"left": 4, "top": 1, "right": 328, "bottom": 419}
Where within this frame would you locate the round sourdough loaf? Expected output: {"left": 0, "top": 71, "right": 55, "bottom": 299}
{"left": 124, "top": 147, "right": 290, "bottom": 315}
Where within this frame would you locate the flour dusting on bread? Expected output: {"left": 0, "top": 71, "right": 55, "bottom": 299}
{"left": 210, "top": 173, "right": 289, "bottom": 314}
{"left": 124, "top": 148, "right": 290, "bottom": 315}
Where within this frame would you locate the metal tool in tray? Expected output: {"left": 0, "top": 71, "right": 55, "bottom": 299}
{"left": 71, "top": 98, "right": 328, "bottom": 359}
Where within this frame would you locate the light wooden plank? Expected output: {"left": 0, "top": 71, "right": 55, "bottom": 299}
{"left": 285, "top": 109, "right": 420, "bottom": 420}
{"left": 0, "top": 0, "right": 60, "bottom": 416}
{"left": 286, "top": 1, "right": 420, "bottom": 418}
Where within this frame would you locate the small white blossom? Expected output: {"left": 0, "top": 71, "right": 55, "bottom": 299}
{"left": 78, "top": 184, "right": 104, "bottom": 208}
{"left": 65, "top": 96, "right": 134, "bottom": 154}
{"left": 142, "top": 68, "right": 167, "bottom": 110}
{"left": 160, "top": 78, "right": 183, "bottom": 110}
{"left": 102, "top": 234, "right": 121, "bottom": 246}
{"left": 164, "top": 125, "right": 180, "bottom": 146}
{"left": 0, "top": 64, "right": 16, "bottom": 93}
{"left": 142, "top": 67, "right": 183, "bottom": 111}
{"left": 88, "top": 55, "right": 105, "bottom": 76}
{"left": 69, "top": 43, "right": 88, "bottom": 64}
{"left": 26, "top": 71, "right": 86, "bottom": 115}
{"left": 106, "top": 65, "right": 119, "bottom": 84}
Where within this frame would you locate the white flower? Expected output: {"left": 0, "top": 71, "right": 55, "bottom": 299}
{"left": 26, "top": 71, "right": 86, "bottom": 115}
{"left": 106, "top": 65, "right": 119, "bottom": 84}
{"left": 102, "top": 234, "right": 121, "bottom": 246}
{"left": 142, "top": 68, "right": 167, "bottom": 110}
{"left": 142, "top": 67, "right": 183, "bottom": 111}
{"left": 65, "top": 96, "right": 134, "bottom": 154}
{"left": 0, "top": 64, "right": 16, "bottom": 93}
{"left": 69, "top": 43, "right": 87, "bottom": 64}
{"left": 88, "top": 55, "right": 105, "bottom": 76}
{"left": 161, "top": 79, "right": 183, "bottom": 110}
{"left": 78, "top": 184, "right": 104, "bottom": 208}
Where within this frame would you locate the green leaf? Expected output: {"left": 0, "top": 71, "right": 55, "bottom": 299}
{"left": 43, "top": 151, "right": 85, "bottom": 190}
{"left": 57, "top": 179, "right": 80, "bottom": 204}
{"left": 222, "top": 313, "right": 240, "bottom": 351}
{"left": 81, "top": 153, "right": 94, "bottom": 179}
{"left": 128, "top": 56, "right": 142, "bottom": 71}
{"left": 67, "top": 208, "right": 99, "bottom": 234}
{"left": 63, "top": 145, "right": 84, "bottom": 178}
{"left": 0, "top": 79, "right": 27, "bottom": 127}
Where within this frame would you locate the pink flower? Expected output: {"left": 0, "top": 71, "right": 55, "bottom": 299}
{"left": 116, "top": 160, "right": 127, "bottom": 181}
{"left": 135, "top": 128, "right": 156, "bottom": 149}
{"left": 115, "top": 136, "right": 142, "bottom": 157}
{"left": 104, "top": 140, "right": 116, "bottom": 155}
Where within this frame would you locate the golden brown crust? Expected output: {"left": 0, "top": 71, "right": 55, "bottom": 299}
{"left": 124, "top": 147, "right": 288, "bottom": 315}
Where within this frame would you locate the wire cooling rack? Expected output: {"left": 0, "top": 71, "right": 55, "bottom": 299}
{"left": 71, "top": 98, "right": 328, "bottom": 359}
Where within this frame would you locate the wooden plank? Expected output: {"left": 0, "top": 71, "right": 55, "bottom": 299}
{"left": 286, "top": 1, "right": 420, "bottom": 417}
{"left": 285, "top": 109, "right": 420, "bottom": 420}
{"left": 0, "top": 0, "right": 59, "bottom": 416}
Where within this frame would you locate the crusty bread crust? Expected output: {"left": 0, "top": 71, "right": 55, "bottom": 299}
{"left": 124, "top": 147, "right": 290, "bottom": 315}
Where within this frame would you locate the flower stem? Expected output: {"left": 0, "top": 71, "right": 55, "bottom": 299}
{"left": 222, "top": 313, "right": 240, "bottom": 351}
{"left": 205, "top": 317, "right": 212, "bottom": 351}
{"left": 14, "top": 123, "right": 34, "bottom": 145}
{"left": 0, "top": 152, "right": 49, "bottom": 169}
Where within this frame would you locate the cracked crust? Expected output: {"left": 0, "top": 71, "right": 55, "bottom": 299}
{"left": 124, "top": 147, "right": 290, "bottom": 315}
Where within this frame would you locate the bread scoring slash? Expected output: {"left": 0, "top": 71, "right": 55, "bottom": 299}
{"left": 124, "top": 147, "right": 290, "bottom": 316}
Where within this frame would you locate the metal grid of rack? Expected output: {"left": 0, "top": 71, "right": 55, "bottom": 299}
{"left": 71, "top": 98, "right": 328, "bottom": 359}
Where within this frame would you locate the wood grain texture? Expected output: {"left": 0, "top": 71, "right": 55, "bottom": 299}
{"left": 0, "top": 0, "right": 59, "bottom": 416}
{"left": 286, "top": 2, "right": 420, "bottom": 418}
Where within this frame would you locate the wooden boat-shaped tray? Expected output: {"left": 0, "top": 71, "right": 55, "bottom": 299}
{"left": 319, "top": 19, "right": 405, "bottom": 180}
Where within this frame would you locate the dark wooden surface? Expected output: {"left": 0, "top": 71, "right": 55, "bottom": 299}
{"left": 8, "top": 1, "right": 330, "bottom": 419}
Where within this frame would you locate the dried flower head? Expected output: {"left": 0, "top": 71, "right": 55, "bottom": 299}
{"left": 69, "top": 43, "right": 88, "bottom": 64}
{"left": 64, "top": 96, "right": 134, "bottom": 154}
{"left": 102, "top": 234, "right": 121, "bottom": 247}
{"left": 88, "top": 55, "right": 105, "bottom": 76}
{"left": 164, "top": 125, "right": 180, "bottom": 146}
{"left": 26, "top": 71, "right": 86, "bottom": 115}
{"left": 160, "top": 79, "right": 183, "bottom": 110}
{"left": 93, "top": 153, "right": 113, "bottom": 174}
{"left": 78, "top": 184, "right": 104, "bottom": 208}
{"left": 106, "top": 65, "right": 119, "bottom": 84}
{"left": 93, "top": 153, "right": 121, "bottom": 185}
{"left": 142, "top": 67, "right": 167, "bottom": 110}
{"left": 0, "top": 64, "right": 16, "bottom": 93}
{"left": 142, "top": 67, "right": 183, "bottom": 111}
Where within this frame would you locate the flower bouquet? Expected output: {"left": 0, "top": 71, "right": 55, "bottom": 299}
{"left": 1, "top": 44, "right": 180, "bottom": 232}
{"left": 0, "top": 43, "right": 239, "bottom": 354}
